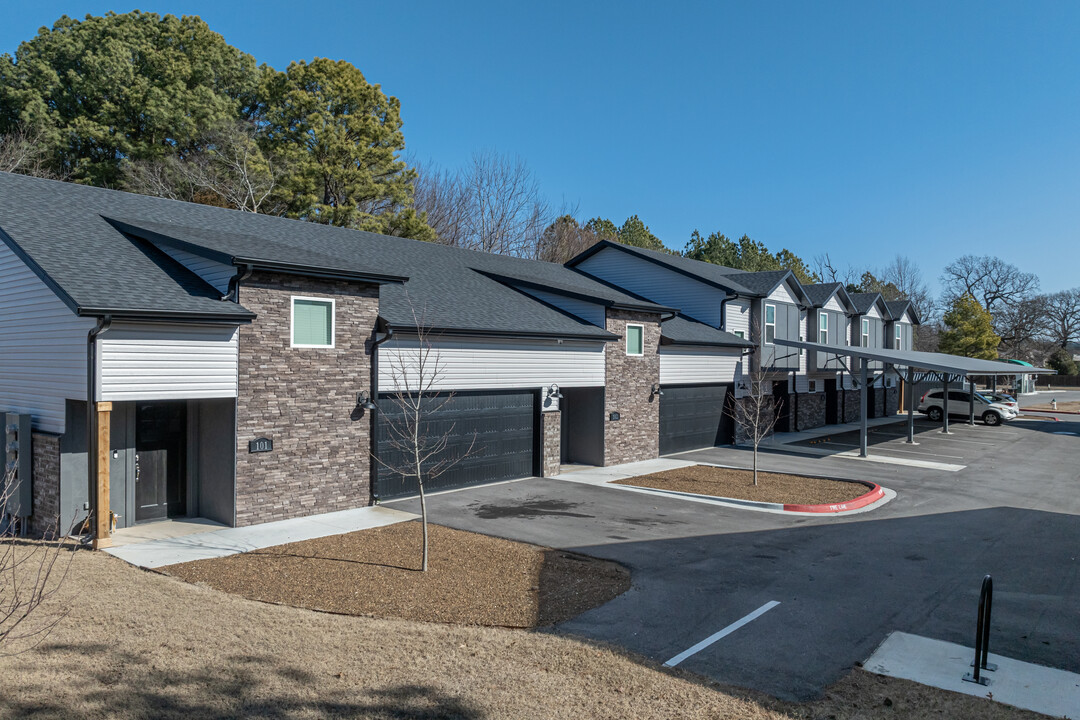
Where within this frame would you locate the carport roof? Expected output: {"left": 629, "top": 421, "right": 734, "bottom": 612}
{"left": 773, "top": 338, "right": 1055, "bottom": 377}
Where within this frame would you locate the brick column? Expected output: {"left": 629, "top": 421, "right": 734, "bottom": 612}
{"left": 29, "top": 433, "right": 60, "bottom": 538}
{"left": 603, "top": 309, "right": 661, "bottom": 466}
{"left": 541, "top": 411, "right": 561, "bottom": 477}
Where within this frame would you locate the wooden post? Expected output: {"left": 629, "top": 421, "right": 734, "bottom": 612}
{"left": 93, "top": 401, "right": 112, "bottom": 550}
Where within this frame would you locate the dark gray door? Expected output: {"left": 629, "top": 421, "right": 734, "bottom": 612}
{"left": 135, "top": 402, "right": 187, "bottom": 522}
{"left": 376, "top": 391, "right": 536, "bottom": 499}
{"left": 659, "top": 384, "right": 734, "bottom": 455}
{"left": 825, "top": 379, "right": 839, "bottom": 425}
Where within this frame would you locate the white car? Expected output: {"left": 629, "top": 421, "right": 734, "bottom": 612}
{"left": 918, "top": 389, "right": 1017, "bottom": 426}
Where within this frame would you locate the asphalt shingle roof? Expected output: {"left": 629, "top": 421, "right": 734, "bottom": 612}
{"left": 661, "top": 314, "right": 753, "bottom": 348}
{"left": 0, "top": 173, "right": 658, "bottom": 338}
{"left": 849, "top": 292, "right": 884, "bottom": 315}
{"left": 803, "top": 282, "right": 844, "bottom": 307}
{"left": 885, "top": 300, "right": 917, "bottom": 323}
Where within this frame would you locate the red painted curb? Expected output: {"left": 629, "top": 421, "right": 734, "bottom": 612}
{"left": 783, "top": 482, "right": 885, "bottom": 513}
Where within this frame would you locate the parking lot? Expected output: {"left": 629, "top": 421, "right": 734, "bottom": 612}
{"left": 390, "top": 410, "right": 1080, "bottom": 701}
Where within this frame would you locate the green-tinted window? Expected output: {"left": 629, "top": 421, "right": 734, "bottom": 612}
{"left": 626, "top": 324, "right": 644, "bottom": 355}
{"left": 293, "top": 298, "right": 334, "bottom": 347}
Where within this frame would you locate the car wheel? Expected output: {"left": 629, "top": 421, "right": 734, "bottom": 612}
{"left": 927, "top": 407, "right": 943, "bottom": 422}
{"left": 982, "top": 411, "right": 1001, "bottom": 426}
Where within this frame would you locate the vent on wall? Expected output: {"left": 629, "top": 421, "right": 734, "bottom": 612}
{"left": 1, "top": 413, "right": 32, "bottom": 521}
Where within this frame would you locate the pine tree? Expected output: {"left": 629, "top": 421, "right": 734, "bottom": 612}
{"left": 939, "top": 294, "right": 1000, "bottom": 359}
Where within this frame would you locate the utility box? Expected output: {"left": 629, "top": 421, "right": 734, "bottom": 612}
{"left": 1, "top": 413, "right": 32, "bottom": 518}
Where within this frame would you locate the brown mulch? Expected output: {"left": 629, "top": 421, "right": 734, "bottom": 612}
{"left": 615, "top": 465, "right": 869, "bottom": 505}
{"left": 163, "top": 520, "right": 629, "bottom": 628}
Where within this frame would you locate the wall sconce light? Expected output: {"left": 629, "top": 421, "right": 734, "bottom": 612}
{"left": 356, "top": 390, "right": 377, "bottom": 411}
{"left": 651, "top": 383, "right": 663, "bottom": 397}
{"left": 547, "top": 383, "right": 564, "bottom": 399}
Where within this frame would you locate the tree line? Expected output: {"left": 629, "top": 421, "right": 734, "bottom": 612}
{"left": 2, "top": 12, "right": 1075, "bottom": 372}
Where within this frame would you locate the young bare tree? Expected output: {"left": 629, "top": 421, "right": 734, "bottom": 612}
{"left": 728, "top": 352, "right": 781, "bottom": 486}
{"left": 0, "top": 467, "right": 76, "bottom": 654}
{"left": 374, "top": 298, "right": 477, "bottom": 572}
{"left": 0, "top": 126, "right": 61, "bottom": 179}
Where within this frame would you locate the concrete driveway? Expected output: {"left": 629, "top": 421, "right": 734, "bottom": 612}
{"left": 387, "top": 413, "right": 1080, "bottom": 701}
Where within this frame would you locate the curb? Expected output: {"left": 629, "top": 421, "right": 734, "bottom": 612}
{"left": 1020, "top": 409, "right": 1079, "bottom": 416}
{"left": 616, "top": 476, "right": 888, "bottom": 515}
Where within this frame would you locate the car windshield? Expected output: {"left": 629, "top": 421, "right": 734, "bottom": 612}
{"left": 975, "top": 393, "right": 992, "bottom": 403}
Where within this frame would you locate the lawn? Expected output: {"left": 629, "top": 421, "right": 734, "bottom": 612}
{"left": 165, "top": 521, "right": 629, "bottom": 628}
{"left": 1025, "top": 400, "right": 1080, "bottom": 413}
{"left": 0, "top": 542, "right": 1050, "bottom": 719}
{"left": 615, "top": 465, "right": 871, "bottom": 505}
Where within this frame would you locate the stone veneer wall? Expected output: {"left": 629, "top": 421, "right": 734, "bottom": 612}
{"left": 735, "top": 395, "right": 777, "bottom": 445}
{"left": 604, "top": 309, "right": 661, "bottom": 466}
{"left": 29, "top": 433, "right": 60, "bottom": 537}
{"left": 875, "top": 385, "right": 886, "bottom": 417}
{"left": 541, "top": 411, "right": 561, "bottom": 477}
{"left": 843, "top": 387, "right": 861, "bottom": 422}
{"left": 235, "top": 272, "right": 379, "bottom": 526}
{"left": 886, "top": 386, "right": 900, "bottom": 416}
{"left": 796, "top": 392, "right": 827, "bottom": 431}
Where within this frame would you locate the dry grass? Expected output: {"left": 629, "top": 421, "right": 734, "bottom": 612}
{"left": 0, "top": 542, "right": 1050, "bottom": 719}
{"left": 164, "top": 521, "right": 629, "bottom": 628}
{"left": 616, "top": 465, "right": 870, "bottom": 505}
{"left": 1026, "top": 400, "right": 1080, "bottom": 413}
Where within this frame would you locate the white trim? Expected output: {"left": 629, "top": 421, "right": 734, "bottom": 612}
{"left": 625, "top": 323, "right": 645, "bottom": 356}
{"left": 818, "top": 311, "right": 828, "bottom": 344}
{"left": 291, "top": 296, "right": 336, "bottom": 349}
{"left": 764, "top": 303, "right": 776, "bottom": 345}
{"left": 861, "top": 317, "right": 870, "bottom": 347}
{"left": 808, "top": 379, "right": 818, "bottom": 393}
{"left": 895, "top": 324, "right": 903, "bottom": 350}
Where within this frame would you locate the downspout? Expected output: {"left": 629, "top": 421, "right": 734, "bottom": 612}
{"left": 368, "top": 323, "right": 394, "bottom": 503}
{"left": 222, "top": 264, "right": 254, "bottom": 302}
{"left": 86, "top": 315, "right": 112, "bottom": 541}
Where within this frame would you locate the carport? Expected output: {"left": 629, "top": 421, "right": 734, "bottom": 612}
{"left": 774, "top": 340, "right": 1055, "bottom": 457}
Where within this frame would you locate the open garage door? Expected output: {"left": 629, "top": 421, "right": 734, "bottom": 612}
{"left": 659, "top": 384, "right": 734, "bottom": 455}
{"left": 376, "top": 390, "right": 536, "bottom": 499}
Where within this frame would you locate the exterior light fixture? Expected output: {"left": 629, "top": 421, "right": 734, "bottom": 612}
{"left": 548, "top": 383, "right": 564, "bottom": 399}
{"left": 356, "top": 390, "right": 377, "bottom": 411}
{"left": 651, "top": 383, "right": 663, "bottom": 397}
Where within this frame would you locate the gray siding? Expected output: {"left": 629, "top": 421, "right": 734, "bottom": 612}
{"left": 758, "top": 300, "right": 800, "bottom": 370}
{"left": 576, "top": 248, "right": 725, "bottom": 326}
{"left": 516, "top": 287, "right": 606, "bottom": 327}
{"left": 813, "top": 308, "right": 849, "bottom": 371}
{"left": 157, "top": 245, "right": 236, "bottom": 295}
{"left": 0, "top": 241, "right": 95, "bottom": 434}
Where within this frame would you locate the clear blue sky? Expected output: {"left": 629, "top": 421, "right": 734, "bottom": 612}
{"left": 3, "top": 1, "right": 1078, "bottom": 295}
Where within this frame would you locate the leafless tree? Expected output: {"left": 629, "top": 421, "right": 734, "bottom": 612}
{"left": 881, "top": 255, "right": 934, "bottom": 321}
{"left": 727, "top": 349, "right": 780, "bottom": 486}
{"left": 0, "top": 126, "right": 60, "bottom": 179}
{"left": 410, "top": 150, "right": 556, "bottom": 257}
{"left": 534, "top": 214, "right": 601, "bottom": 264}
{"left": 0, "top": 467, "right": 76, "bottom": 654}
{"left": 940, "top": 255, "right": 1040, "bottom": 317}
{"left": 810, "top": 253, "right": 859, "bottom": 287}
{"left": 1041, "top": 288, "right": 1080, "bottom": 349}
{"left": 373, "top": 296, "right": 477, "bottom": 572}
{"left": 124, "top": 121, "right": 285, "bottom": 214}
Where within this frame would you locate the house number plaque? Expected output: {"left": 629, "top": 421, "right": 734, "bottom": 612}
{"left": 249, "top": 437, "right": 273, "bottom": 453}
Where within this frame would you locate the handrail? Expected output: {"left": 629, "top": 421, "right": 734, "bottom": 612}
{"left": 963, "top": 575, "right": 997, "bottom": 685}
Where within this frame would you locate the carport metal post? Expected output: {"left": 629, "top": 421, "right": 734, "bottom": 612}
{"left": 941, "top": 375, "right": 950, "bottom": 434}
{"left": 905, "top": 368, "right": 917, "bottom": 444}
{"left": 860, "top": 357, "right": 869, "bottom": 458}
{"left": 968, "top": 377, "right": 976, "bottom": 425}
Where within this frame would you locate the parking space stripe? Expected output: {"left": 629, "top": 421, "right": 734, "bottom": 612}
{"left": 662, "top": 601, "right": 781, "bottom": 668}
{"left": 810, "top": 440, "right": 963, "bottom": 460}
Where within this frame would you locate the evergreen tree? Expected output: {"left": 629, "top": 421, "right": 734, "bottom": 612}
{"left": 939, "top": 294, "right": 1000, "bottom": 359}
{"left": 617, "top": 215, "right": 666, "bottom": 252}
{"left": 1046, "top": 348, "right": 1078, "bottom": 376}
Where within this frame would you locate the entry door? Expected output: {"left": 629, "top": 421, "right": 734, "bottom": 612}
{"left": 135, "top": 402, "right": 187, "bottom": 522}
{"left": 772, "top": 381, "right": 790, "bottom": 433}
{"left": 824, "top": 379, "right": 839, "bottom": 425}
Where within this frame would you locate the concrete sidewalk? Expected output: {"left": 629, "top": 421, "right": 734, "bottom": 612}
{"left": 762, "top": 415, "right": 907, "bottom": 446}
{"left": 105, "top": 505, "right": 416, "bottom": 569}
{"left": 866, "top": 631, "right": 1080, "bottom": 719}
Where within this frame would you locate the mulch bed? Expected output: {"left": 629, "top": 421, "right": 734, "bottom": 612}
{"left": 163, "top": 520, "right": 629, "bottom": 628}
{"left": 615, "top": 465, "right": 868, "bottom": 505}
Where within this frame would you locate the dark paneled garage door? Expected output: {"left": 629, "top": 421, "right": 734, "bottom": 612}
{"left": 659, "top": 384, "right": 734, "bottom": 455}
{"left": 375, "top": 391, "right": 536, "bottom": 499}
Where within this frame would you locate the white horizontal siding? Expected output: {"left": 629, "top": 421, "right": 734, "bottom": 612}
{"left": 576, "top": 248, "right": 725, "bottom": 326}
{"left": 0, "top": 242, "right": 95, "bottom": 433}
{"left": 767, "top": 281, "right": 799, "bottom": 305}
{"left": 380, "top": 336, "right": 605, "bottom": 391}
{"left": 157, "top": 245, "right": 235, "bottom": 295}
{"left": 824, "top": 295, "right": 845, "bottom": 313}
{"left": 795, "top": 374, "right": 810, "bottom": 393}
{"left": 725, "top": 298, "right": 750, "bottom": 337}
{"left": 516, "top": 287, "right": 606, "bottom": 327}
{"left": 98, "top": 323, "right": 239, "bottom": 401}
{"left": 659, "top": 346, "right": 741, "bottom": 385}
{"left": 866, "top": 303, "right": 882, "bottom": 319}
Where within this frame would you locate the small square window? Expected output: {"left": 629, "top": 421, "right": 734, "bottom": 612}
{"left": 733, "top": 330, "right": 745, "bottom": 339}
{"left": 625, "top": 324, "right": 644, "bottom": 356}
{"left": 292, "top": 297, "right": 335, "bottom": 348}
{"left": 809, "top": 380, "right": 818, "bottom": 393}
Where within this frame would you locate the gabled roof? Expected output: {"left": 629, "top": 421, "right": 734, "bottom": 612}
{"left": 884, "top": 300, "right": 921, "bottom": 326}
{"left": 802, "top": 281, "right": 854, "bottom": 311}
{"left": 660, "top": 314, "right": 753, "bottom": 348}
{"left": 849, "top": 292, "right": 890, "bottom": 317}
{"left": 568, "top": 239, "right": 812, "bottom": 305}
{"left": 0, "top": 173, "right": 657, "bottom": 340}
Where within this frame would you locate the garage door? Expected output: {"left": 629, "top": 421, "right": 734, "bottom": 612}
{"left": 375, "top": 391, "right": 536, "bottom": 499}
{"left": 659, "top": 384, "right": 734, "bottom": 455}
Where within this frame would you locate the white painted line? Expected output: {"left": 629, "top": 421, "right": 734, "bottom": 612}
{"left": 811, "top": 440, "right": 963, "bottom": 460}
{"left": 663, "top": 601, "right": 781, "bottom": 668}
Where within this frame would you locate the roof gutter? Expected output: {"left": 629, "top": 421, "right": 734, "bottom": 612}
{"left": 86, "top": 314, "right": 112, "bottom": 546}
{"left": 382, "top": 323, "right": 618, "bottom": 343}
{"left": 223, "top": 263, "right": 254, "bottom": 302}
